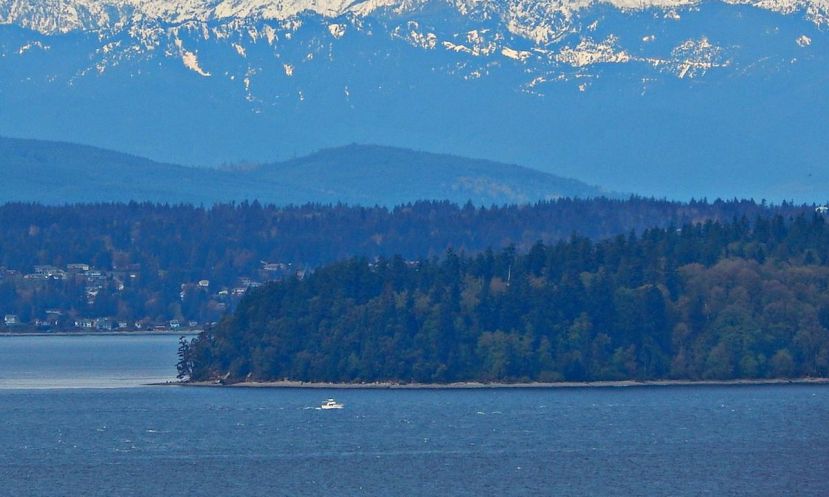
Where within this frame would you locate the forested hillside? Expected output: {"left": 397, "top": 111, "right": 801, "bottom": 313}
{"left": 181, "top": 214, "right": 829, "bottom": 383}
{"left": 0, "top": 199, "right": 813, "bottom": 330}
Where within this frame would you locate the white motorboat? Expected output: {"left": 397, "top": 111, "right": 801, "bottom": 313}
{"left": 320, "top": 398, "right": 344, "bottom": 409}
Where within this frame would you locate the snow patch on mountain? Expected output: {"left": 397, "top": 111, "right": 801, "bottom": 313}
{"left": 17, "top": 40, "right": 49, "bottom": 54}
{"left": 393, "top": 21, "right": 438, "bottom": 49}
{"left": 724, "top": 0, "right": 829, "bottom": 25}
{"left": 667, "top": 37, "right": 728, "bottom": 79}
{"left": 796, "top": 34, "right": 812, "bottom": 46}
{"left": 327, "top": 23, "right": 346, "bottom": 38}
{"left": 501, "top": 46, "right": 531, "bottom": 61}
{"left": 556, "top": 35, "right": 631, "bottom": 67}
{"left": 174, "top": 38, "right": 211, "bottom": 76}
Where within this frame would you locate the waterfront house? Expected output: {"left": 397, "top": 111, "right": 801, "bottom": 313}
{"left": 95, "top": 318, "right": 116, "bottom": 331}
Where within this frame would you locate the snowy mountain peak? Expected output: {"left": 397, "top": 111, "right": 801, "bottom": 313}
{"left": 1, "top": 0, "right": 828, "bottom": 36}
{"left": 0, "top": 0, "right": 400, "bottom": 34}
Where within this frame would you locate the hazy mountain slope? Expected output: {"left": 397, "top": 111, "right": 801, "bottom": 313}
{"left": 0, "top": 136, "right": 278, "bottom": 204}
{"left": 0, "top": 137, "right": 605, "bottom": 205}
{"left": 253, "top": 144, "right": 606, "bottom": 205}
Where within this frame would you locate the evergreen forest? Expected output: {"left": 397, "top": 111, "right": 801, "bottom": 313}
{"left": 181, "top": 214, "right": 829, "bottom": 383}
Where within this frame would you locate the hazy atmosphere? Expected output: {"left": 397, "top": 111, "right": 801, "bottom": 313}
{"left": 1, "top": 0, "right": 828, "bottom": 495}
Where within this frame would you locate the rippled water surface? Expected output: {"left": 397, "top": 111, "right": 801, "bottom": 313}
{"left": 0, "top": 336, "right": 827, "bottom": 496}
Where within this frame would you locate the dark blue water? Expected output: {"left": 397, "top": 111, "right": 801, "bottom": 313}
{"left": 0, "top": 336, "right": 827, "bottom": 497}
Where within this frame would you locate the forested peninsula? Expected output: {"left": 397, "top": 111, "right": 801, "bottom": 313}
{"left": 180, "top": 214, "right": 829, "bottom": 384}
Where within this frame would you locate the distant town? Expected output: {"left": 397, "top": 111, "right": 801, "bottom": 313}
{"left": 0, "top": 260, "right": 305, "bottom": 333}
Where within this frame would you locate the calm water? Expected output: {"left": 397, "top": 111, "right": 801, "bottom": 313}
{"left": 0, "top": 334, "right": 181, "bottom": 388}
{"left": 0, "top": 336, "right": 827, "bottom": 497}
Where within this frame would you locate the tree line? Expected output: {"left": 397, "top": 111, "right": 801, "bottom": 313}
{"left": 0, "top": 198, "right": 814, "bottom": 327}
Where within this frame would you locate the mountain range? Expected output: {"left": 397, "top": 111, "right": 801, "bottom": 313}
{"left": 0, "top": 136, "right": 607, "bottom": 205}
{"left": 1, "top": 0, "right": 827, "bottom": 201}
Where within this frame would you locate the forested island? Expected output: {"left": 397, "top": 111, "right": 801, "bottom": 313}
{"left": 0, "top": 198, "right": 807, "bottom": 330}
{"left": 179, "top": 214, "right": 829, "bottom": 383}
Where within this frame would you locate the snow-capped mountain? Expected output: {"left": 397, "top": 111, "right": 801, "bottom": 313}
{"left": 3, "top": 0, "right": 825, "bottom": 74}
{"left": 1, "top": 0, "right": 827, "bottom": 200}
{"left": 3, "top": 0, "right": 828, "bottom": 35}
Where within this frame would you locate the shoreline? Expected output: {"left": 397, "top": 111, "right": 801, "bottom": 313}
{"left": 173, "top": 377, "right": 829, "bottom": 389}
{"left": 0, "top": 331, "right": 200, "bottom": 337}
